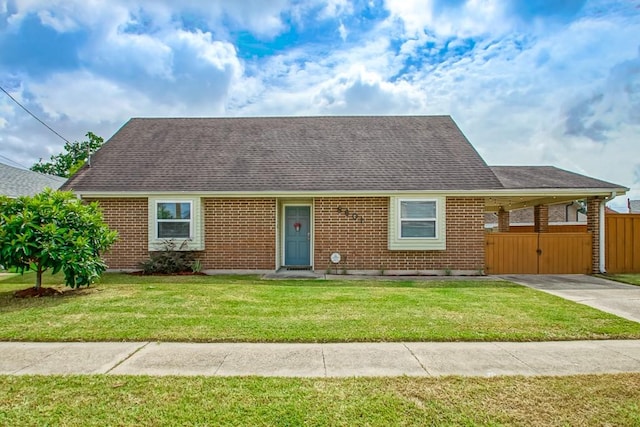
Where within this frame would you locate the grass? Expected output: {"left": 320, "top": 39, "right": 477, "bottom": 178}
{"left": 602, "top": 274, "right": 640, "bottom": 286}
{"left": 1, "top": 272, "right": 640, "bottom": 342}
{"left": 1, "top": 374, "right": 639, "bottom": 426}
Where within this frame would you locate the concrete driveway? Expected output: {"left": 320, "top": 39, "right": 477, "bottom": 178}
{"left": 501, "top": 275, "right": 640, "bottom": 323}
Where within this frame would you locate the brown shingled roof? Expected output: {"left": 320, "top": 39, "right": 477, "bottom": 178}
{"left": 490, "top": 166, "right": 624, "bottom": 190}
{"left": 62, "top": 116, "right": 504, "bottom": 193}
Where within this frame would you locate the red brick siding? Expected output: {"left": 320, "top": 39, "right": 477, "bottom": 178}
{"left": 313, "top": 197, "right": 485, "bottom": 271}
{"left": 85, "top": 198, "right": 149, "bottom": 269}
{"left": 587, "top": 197, "right": 601, "bottom": 273}
{"left": 88, "top": 196, "right": 484, "bottom": 272}
{"left": 498, "top": 208, "right": 510, "bottom": 232}
{"left": 534, "top": 205, "right": 550, "bottom": 233}
{"left": 202, "top": 198, "right": 276, "bottom": 269}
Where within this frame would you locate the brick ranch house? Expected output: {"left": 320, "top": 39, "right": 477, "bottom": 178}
{"left": 61, "top": 116, "right": 627, "bottom": 275}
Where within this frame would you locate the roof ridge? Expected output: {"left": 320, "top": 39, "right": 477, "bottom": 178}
{"left": 128, "top": 115, "right": 454, "bottom": 120}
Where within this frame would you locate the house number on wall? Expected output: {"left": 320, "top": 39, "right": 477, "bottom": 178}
{"left": 336, "top": 206, "right": 365, "bottom": 223}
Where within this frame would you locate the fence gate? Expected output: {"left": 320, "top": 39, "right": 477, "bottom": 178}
{"left": 485, "top": 232, "right": 592, "bottom": 274}
{"left": 606, "top": 214, "right": 640, "bottom": 273}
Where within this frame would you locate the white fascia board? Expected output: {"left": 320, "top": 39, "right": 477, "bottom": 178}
{"left": 483, "top": 188, "right": 628, "bottom": 197}
{"left": 74, "top": 187, "right": 628, "bottom": 199}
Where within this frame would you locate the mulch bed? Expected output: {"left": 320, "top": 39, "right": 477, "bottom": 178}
{"left": 14, "top": 287, "right": 62, "bottom": 298}
{"left": 129, "top": 271, "right": 206, "bottom": 276}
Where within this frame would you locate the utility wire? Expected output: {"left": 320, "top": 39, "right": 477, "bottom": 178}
{"left": 0, "top": 84, "right": 71, "bottom": 144}
{"left": 0, "top": 154, "right": 29, "bottom": 170}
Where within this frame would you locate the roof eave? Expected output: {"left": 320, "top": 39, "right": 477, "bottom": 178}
{"left": 72, "top": 186, "right": 627, "bottom": 199}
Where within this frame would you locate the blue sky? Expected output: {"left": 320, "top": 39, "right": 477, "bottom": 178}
{"left": 0, "top": 0, "right": 639, "bottom": 209}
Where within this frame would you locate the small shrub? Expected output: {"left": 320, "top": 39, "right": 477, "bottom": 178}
{"left": 0, "top": 189, "right": 117, "bottom": 289}
{"left": 139, "top": 240, "right": 196, "bottom": 275}
{"left": 191, "top": 259, "right": 203, "bottom": 273}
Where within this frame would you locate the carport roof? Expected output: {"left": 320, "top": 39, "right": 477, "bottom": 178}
{"left": 485, "top": 166, "right": 628, "bottom": 212}
{"left": 490, "top": 166, "right": 624, "bottom": 189}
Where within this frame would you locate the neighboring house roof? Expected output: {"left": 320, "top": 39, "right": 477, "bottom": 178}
{"left": 0, "top": 163, "right": 66, "bottom": 197}
{"left": 490, "top": 166, "right": 622, "bottom": 189}
{"left": 629, "top": 199, "right": 640, "bottom": 213}
{"left": 62, "top": 116, "right": 505, "bottom": 193}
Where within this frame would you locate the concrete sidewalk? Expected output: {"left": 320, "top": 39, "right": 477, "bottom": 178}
{"left": 2, "top": 340, "right": 640, "bottom": 377}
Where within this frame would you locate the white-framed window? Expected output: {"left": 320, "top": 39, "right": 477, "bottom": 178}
{"left": 156, "top": 201, "right": 192, "bottom": 239}
{"left": 148, "top": 197, "right": 203, "bottom": 251}
{"left": 399, "top": 200, "right": 437, "bottom": 239}
{"left": 388, "top": 196, "right": 446, "bottom": 250}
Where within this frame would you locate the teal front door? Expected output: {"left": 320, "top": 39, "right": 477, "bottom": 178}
{"left": 285, "top": 206, "right": 311, "bottom": 266}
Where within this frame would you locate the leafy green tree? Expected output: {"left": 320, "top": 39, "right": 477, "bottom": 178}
{"left": 30, "top": 132, "right": 104, "bottom": 178}
{"left": 0, "top": 189, "right": 117, "bottom": 289}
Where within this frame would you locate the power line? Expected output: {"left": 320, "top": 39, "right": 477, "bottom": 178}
{"left": 0, "top": 84, "right": 71, "bottom": 144}
{"left": 0, "top": 154, "right": 29, "bottom": 170}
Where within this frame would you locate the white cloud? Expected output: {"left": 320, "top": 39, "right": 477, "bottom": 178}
{"left": 5, "top": 0, "right": 291, "bottom": 38}
{"left": 87, "top": 30, "right": 174, "bottom": 79}
{"left": 338, "top": 20, "right": 348, "bottom": 41}
{"left": 384, "top": 0, "right": 512, "bottom": 38}
{"left": 29, "top": 71, "right": 151, "bottom": 122}
{"left": 200, "top": 0, "right": 290, "bottom": 37}
{"left": 319, "top": 0, "right": 353, "bottom": 19}
{"left": 37, "top": 8, "right": 78, "bottom": 32}
{"left": 171, "top": 29, "right": 240, "bottom": 74}
{"left": 313, "top": 66, "right": 425, "bottom": 114}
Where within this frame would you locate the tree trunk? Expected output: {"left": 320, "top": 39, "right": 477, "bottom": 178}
{"left": 35, "top": 263, "right": 43, "bottom": 290}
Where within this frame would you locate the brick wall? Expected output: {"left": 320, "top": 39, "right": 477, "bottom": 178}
{"left": 201, "top": 198, "right": 276, "bottom": 269}
{"left": 587, "top": 197, "right": 601, "bottom": 273}
{"left": 313, "top": 197, "right": 485, "bottom": 272}
{"left": 90, "top": 196, "right": 484, "bottom": 273}
{"left": 85, "top": 198, "right": 149, "bottom": 269}
{"left": 497, "top": 208, "right": 510, "bottom": 232}
{"left": 534, "top": 205, "right": 549, "bottom": 233}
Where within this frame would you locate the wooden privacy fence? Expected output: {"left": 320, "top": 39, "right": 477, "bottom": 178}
{"left": 485, "top": 232, "right": 592, "bottom": 274}
{"left": 606, "top": 214, "right": 640, "bottom": 273}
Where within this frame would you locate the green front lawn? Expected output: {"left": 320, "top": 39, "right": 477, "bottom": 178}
{"left": 1, "top": 374, "right": 639, "bottom": 426}
{"left": 1, "top": 273, "right": 639, "bottom": 342}
{"left": 603, "top": 274, "right": 640, "bottom": 286}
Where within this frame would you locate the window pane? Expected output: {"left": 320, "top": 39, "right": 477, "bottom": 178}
{"left": 158, "top": 202, "right": 191, "bottom": 219}
{"left": 401, "top": 201, "right": 436, "bottom": 219}
{"left": 158, "top": 221, "right": 190, "bottom": 238}
{"left": 401, "top": 220, "right": 436, "bottom": 238}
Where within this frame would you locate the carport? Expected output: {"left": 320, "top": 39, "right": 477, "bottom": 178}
{"left": 483, "top": 166, "right": 627, "bottom": 274}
